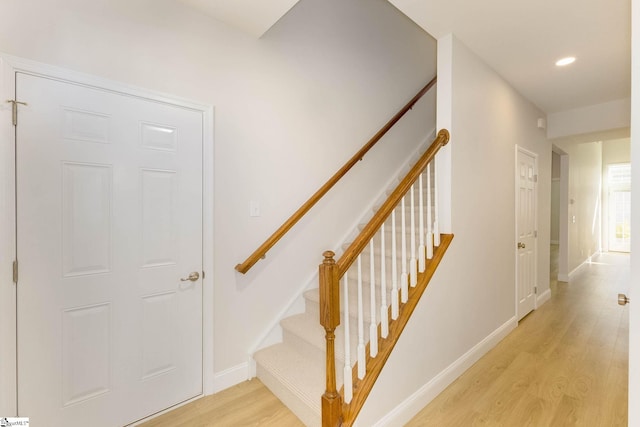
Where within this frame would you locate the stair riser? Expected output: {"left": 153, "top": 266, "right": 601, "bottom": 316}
{"left": 282, "top": 318, "right": 366, "bottom": 367}
{"left": 305, "top": 293, "right": 392, "bottom": 341}
{"left": 281, "top": 329, "right": 348, "bottom": 387}
{"left": 346, "top": 260, "right": 414, "bottom": 285}
{"left": 256, "top": 364, "right": 321, "bottom": 427}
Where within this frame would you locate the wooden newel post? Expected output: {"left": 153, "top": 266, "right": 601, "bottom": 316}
{"left": 319, "top": 251, "right": 343, "bottom": 426}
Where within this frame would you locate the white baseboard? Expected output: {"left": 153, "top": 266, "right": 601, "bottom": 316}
{"left": 557, "top": 273, "right": 570, "bottom": 282}
{"left": 371, "top": 316, "right": 518, "bottom": 427}
{"left": 536, "top": 288, "right": 551, "bottom": 307}
{"left": 565, "top": 250, "right": 602, "bottom": 282}
{"left": 568, "top": 261, "right": 586, "bottom": 279}
{"left": 212, "top": 362, "right": 250, "bottom": 393}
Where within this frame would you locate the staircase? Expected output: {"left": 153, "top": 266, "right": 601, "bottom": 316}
{"left": 254, "top": 131, "right": 452, "bottom": 426}
{"left": 254, "top": 246, "right": 379, "bottom": 425}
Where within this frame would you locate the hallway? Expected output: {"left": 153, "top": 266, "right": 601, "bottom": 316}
{"left": 406, "top": 250, "right": 629, "bottom": 426}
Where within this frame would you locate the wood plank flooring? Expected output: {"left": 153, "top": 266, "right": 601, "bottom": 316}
{"left": 140, "top": 248, "right": 628, "bottom": 426}
{"left": 407, "top": 249, "right": 628, "bottom": 426}
{"left": 138, "top": 378, "right": 303, "bottom": 427}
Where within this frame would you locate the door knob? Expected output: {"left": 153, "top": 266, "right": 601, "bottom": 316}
{"left": 618, "top": 293, "right": 630, "bottom": 306}
{"left": 180, "top": 271, "right": 200, "bottom": 282}
{"left": 517, "top": 242, "right": 526, "bottom": 249}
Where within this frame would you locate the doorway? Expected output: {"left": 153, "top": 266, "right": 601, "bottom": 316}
{"left": 0, "top": 55, "right": 215, "bottom": 424}
{"left": 551, "top": 145, "right": 569, "bottom": 282}
{"left": 607, "top": 163, "right": 631, "bottom": 253}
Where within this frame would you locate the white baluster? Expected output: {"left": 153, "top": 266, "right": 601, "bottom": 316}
{"left": 343, "top": 275, "right": 353, "bottom": 404}
{"left": 357, "top": 255, "right": 366, "bottom": 379}
{"left": 369, "top": 238, "right": 378, "bottom": 358}
{"left": 380, "top": 223, "right": 389, "bottom": 338}
{"left": 409, "top": 184, "right": 417, "bottom": 287}
{"left": 433, "top": 157, "right": 440, "bottom": 247}
{"left": 418, "top": 172, "right": 426, "bottom": 272}
{"left": 391, "top": 209, "right": 399, "bottom": 320}
{"left": 400, "top": 196, "right": 408, "bottom": 303}
{"left": 427, "top": 162, "right": 434, "bottom": 259}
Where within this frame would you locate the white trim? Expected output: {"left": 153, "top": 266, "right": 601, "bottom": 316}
{"left": 568, "top": 255, "right": 589, "bottom": 277}
{"left": 213, "top": 363, "right": 251, "bottom": 393}
{"left": 536, "top": 288, "right": 552, "bottom": 307}
{"left": 0, "top": 53, "right": 216, "bottom": 413}
{"left": 130, "top": 393, "right": 205, "bottom": 426}
{"left": 566, "top": 250, "right": 602, "bottom": 281}
{"left": 0, "top": 56, "right": 17, "bottom": 416}
{"left": 202, "top": 104, "right": 216, "bottom": 396}
{"left": 370, "top": 316, "right": 518, "bottom": 427}
{"left": 557, "top": 151, "right": 570, "bottom": 282}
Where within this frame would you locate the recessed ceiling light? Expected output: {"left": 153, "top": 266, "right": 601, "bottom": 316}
{"left": 555, "top": 56, "right": 576, "bottom": 67}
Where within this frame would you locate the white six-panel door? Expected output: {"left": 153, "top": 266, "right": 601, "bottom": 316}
{"left": 16, "top": 72, "right": 203, "bottom": 426}
{"left": 516, "top": 147, "right": 537, "bottom": 320}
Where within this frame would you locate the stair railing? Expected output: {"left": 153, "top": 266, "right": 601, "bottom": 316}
{"left": 235, "top": 77, "right": 438, "bottom": 274}
{"left": 319, "top": 129, "right": 453, "bottom": 426}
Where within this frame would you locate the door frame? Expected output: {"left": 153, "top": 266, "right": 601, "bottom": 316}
{"left": 0, "top": 53, "right": 215, "bottom": 415}
{"left": 552, "top": 145, "right": 570, "bottom": 282}
{"left": 514, "top": 145, "right": 538, "bottom": 320}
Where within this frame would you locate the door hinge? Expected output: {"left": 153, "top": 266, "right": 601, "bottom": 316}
{"left": 202, "top": 271, "right": 205, "bottom": 279}
{"left": 534, "top": 174, "right": 538, "bottom": 183}
{"left": 6, "top": 100, "right": 28, "bottom": 126}
{"left": 534, "top": 286, "right": 538, "bottom": 294}
{"left": 534, "top": 230, "right": 538, "bottom": 238}
{"left": 12, "top": 260, "right": 18, "bottom": 284}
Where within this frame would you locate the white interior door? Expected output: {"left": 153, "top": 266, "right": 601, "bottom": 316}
{"left": 516, "top": 147, "right": 537, "bottom": 320}
{"left": 16, "top": 72, "right": 203, "bottom": 426}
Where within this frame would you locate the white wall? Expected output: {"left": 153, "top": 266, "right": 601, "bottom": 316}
{"left": 603, "top": 138, "right": 632, "bottom": 165}
{"left": 358, "top": 35, "right": 552, "bottom": 425}
{"left": 601, "top": 138, "right": 631, "bottom": 252}
{"left": 0, "top": 0, "right": 437, "bottom": 386}
{"left": 547, "top": 98, "right": 631, "bottom": 140}
{"left": 554, "top": 141, "right": 603, "bottom": 272}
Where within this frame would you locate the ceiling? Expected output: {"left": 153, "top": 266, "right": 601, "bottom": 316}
{"left": 176, "top": 0, "right": 631, "bottom": 114}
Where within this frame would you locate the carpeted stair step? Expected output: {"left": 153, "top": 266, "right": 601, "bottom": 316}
{"left": 254, "top": 342, "right": 324, "bottom": 427}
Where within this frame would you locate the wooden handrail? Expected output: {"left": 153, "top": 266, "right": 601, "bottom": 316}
{"left": 336, "top": 129, "right": 450, "bottom": 276}
{"left": 235, "top": 76, "right": 438, "bottom": 274}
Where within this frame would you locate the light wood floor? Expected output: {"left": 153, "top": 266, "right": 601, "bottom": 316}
{"left": 141, "top": 248, "right": 628, "bottom": 426}
{"left": 406, "top": 249, "right": 629, "bottom": 426}
{"left": 138, "top": 378, "right": 303, "bottom": 427}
